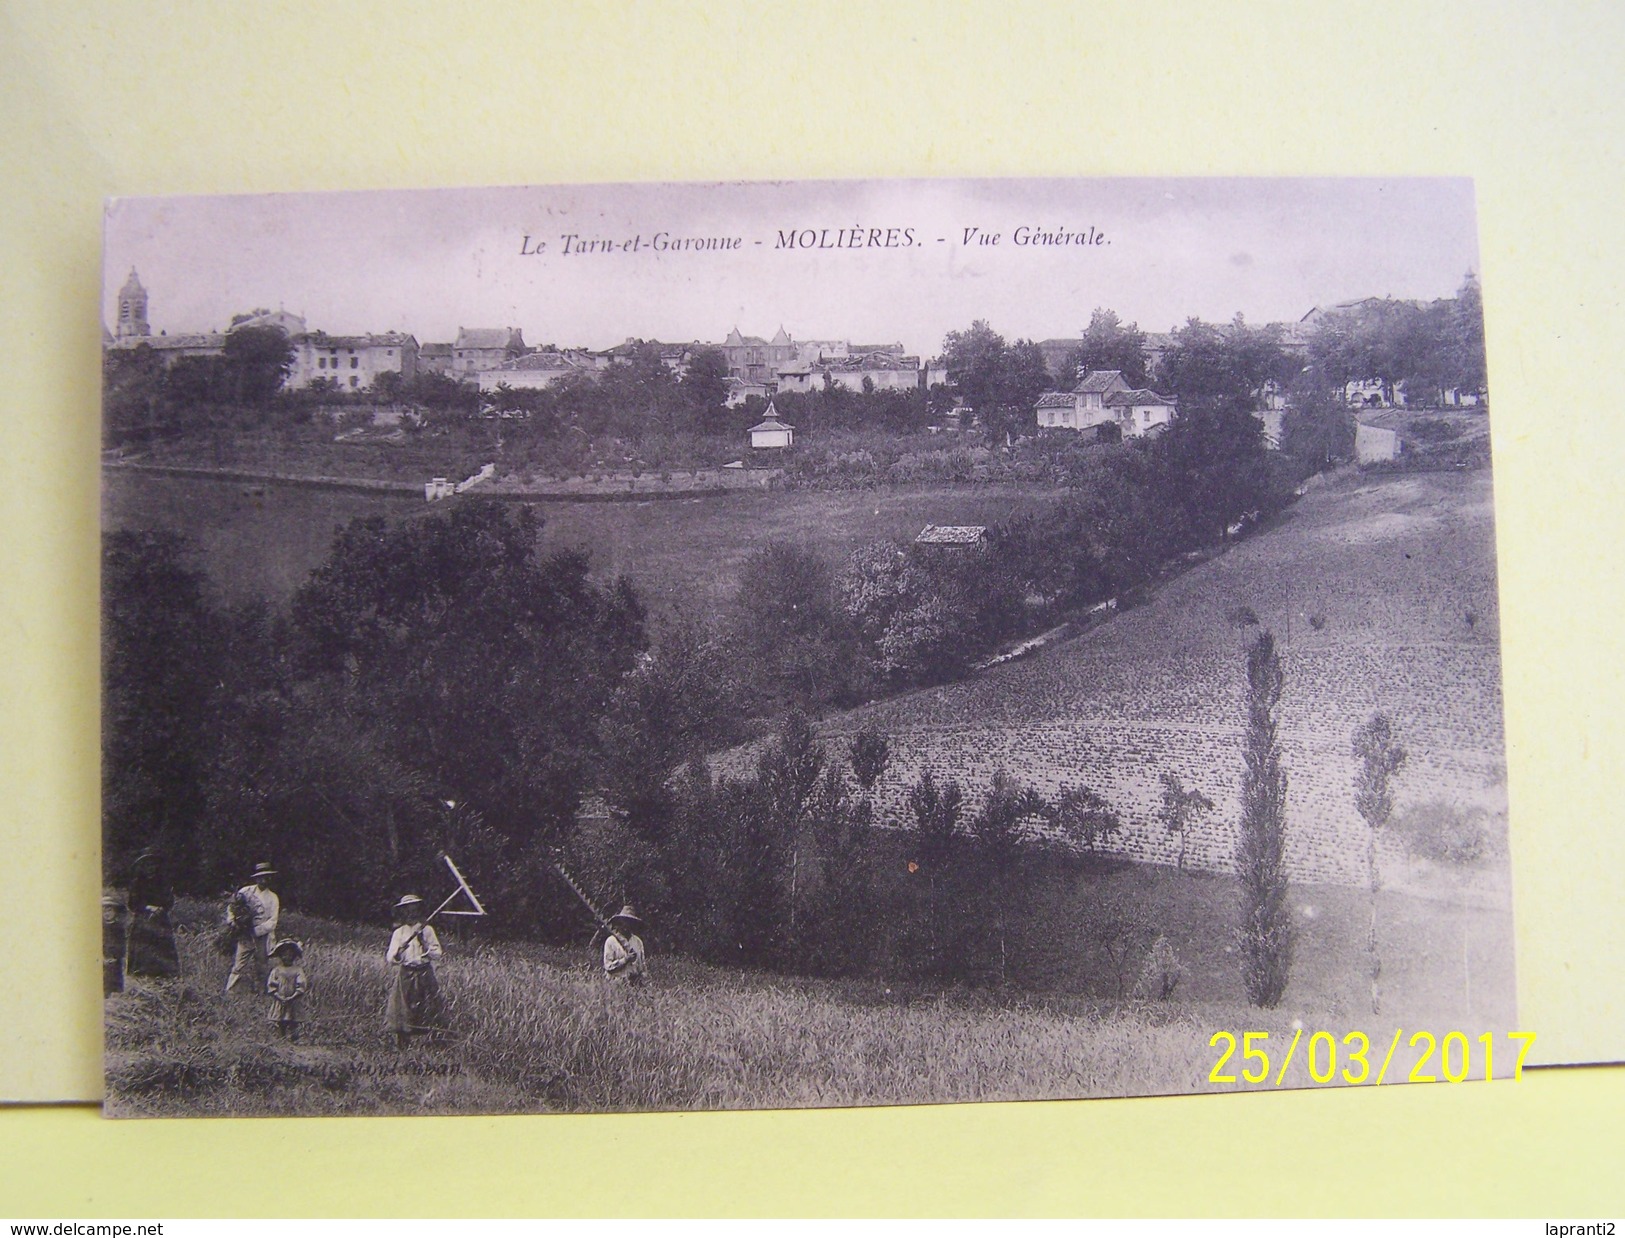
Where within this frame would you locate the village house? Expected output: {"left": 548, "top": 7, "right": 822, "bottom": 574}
{"left": 795, "top": 339, "right": 850, "bottom": 364}
{"left": 716, "top": 326, "right": 799, "bottom": 384}
{"left": 476, "top": 349, "right": 597, "bottom": 393}
{"left": 287, "top": 331, "right": 419, "bottom": 390}
{"left": 776, "top": 350, "right": 928, "bottom": 395}
{"left": 747, "top": 403, "right": 794, "bottom": 451}
{"left": 1037, "top": 339, "right": 1078, "bottom": 381}
{"left": 1104, "top": 388, "right": 1178, "bottom": 436}
{"left": 1034, "top": 370, "right": 1177, "bottom": 437}
{"left": 417, "top": 342, "right": 454, "bottom": 376}
{"left": 725, "top": 376, "right": 773, "bottom": 407}
{"left": 452, "top": 327, "right": 526, "bottom": 378}
{"left": 770, "top": 359, "right": 817, "bottom": 393}
{"left": 593, "top": 338, "right": 701, "bottom": 376}
{"left": 109, "top": 330, "right": 229, "bottom": 365}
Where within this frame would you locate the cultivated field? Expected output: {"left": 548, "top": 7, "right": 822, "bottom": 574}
{"left": 819, "top": 469, "right": 1508, "bottom": 893}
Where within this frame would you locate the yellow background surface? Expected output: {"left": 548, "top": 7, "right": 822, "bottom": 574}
{"left": 1, "top": 0, "right": 1621, "bottom": 1216}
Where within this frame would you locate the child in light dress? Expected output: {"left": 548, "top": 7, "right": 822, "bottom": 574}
{"left": 266, "top": 938, "right": 307, "bottom": 1041}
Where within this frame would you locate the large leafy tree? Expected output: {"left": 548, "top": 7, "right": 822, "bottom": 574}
{"left": 940, "top": 319, "right": 1007, "bottom": 414}
{"left": 1156, "top": 316, "right": 1291, "bottom": 413}
{"left": 1061, "top": 308, "right": 1150, "bottom": 387}
{"left": 289, "top": 502, "right": 647, "bottom": 859}
{"left": 731, "top": 541, "right": 864, "bottom": 711}
{"left": 1152, "top": 402, "right": 1275, "bottom": 544}
{"left": 221, "top": 325, "right": 295, "bottom": 404}
{"left": 970, "top": 770, "right": 1049, "bottom": 984}
{"left": 681, "top": 347, "right": 733, "bottom": 432}
{"left": 1306, "top": 281, "right": 1488, "bottom": 406}
{"left": 1158, "top": 772, "right": 1214, "bottom": 871}
{"left": 103, "top": 531, "right": 223, "bottom": 880}
{"left": 598, "top": 609, "right": 743, "bottom": 844}
{"left": 102, "top": 344, "right": 170, "bottom": 444}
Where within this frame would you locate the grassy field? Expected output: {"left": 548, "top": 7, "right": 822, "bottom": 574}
{"left": 103, "top": 468, "right": 1061, "bottom": 613}
{"left": 105, "top": 875, "right": 1514, "bottom": 1117}
{"left": 814, "top": 469, "right": 1508, "bottom": 896}
{"left": 102, "top": 470, "right": 429, "bottom": 606}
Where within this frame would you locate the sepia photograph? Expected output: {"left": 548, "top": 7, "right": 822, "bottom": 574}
{"left": 99, "top": 177, "right": 1513, "bottom": 1117}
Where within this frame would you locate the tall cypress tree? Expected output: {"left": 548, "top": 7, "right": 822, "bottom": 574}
{"left": 1236, "top": 630, "right": 1294, "bottom": 1007}
{"left": 1353, "top": 713, "right": 1406, "bottom": 1015}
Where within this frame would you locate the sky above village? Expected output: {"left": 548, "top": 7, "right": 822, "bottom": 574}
{"left": 103, "top": 178, "right": 1479, "bottom": 355}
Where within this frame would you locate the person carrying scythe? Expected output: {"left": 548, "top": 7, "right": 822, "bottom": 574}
{"left": 601, "top": 904, "right": 648, "bottom": 988}
{"left": 385, "top": 893, "right": 447, "bottom": 1049}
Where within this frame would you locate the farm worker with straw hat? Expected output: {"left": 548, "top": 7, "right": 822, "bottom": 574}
{"left": 386, "top": 894, "right": 446, "bottom": 1049}
{"left": 602, "top": 905, "right": 648, "bottom": 987}
{"left": 225, "top": 862, "right": 281, "bottom": 994}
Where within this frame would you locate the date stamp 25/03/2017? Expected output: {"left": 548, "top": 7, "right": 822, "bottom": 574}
{"left": 1208, "top": 1030, "right": 1537, "bottom": 1087}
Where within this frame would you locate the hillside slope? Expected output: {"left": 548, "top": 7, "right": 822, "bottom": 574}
{"left": 825, "top": 470, "right": 1507, "bottom": 893}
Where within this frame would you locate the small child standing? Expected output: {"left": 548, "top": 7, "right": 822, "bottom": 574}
{"left": 266, "top": 938, "right": 307, "bottom": 1041}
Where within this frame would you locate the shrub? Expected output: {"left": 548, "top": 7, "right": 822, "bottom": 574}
{"left": 1134, "top": 934, "right": 1186, "bottom": 1001}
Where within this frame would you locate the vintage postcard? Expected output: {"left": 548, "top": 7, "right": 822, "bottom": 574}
{"left": 101, "top": 178, "right": 1514, "bottom": 1117}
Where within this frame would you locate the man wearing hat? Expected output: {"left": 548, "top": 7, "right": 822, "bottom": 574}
{"left": 386, "top": 894, "right": 445, "bottom": 1049}
{"left": 602, "top": 904, "right": 648, "bottom": 987}
{"left": 225, "top": 862, "right": 281, "bottom": 994}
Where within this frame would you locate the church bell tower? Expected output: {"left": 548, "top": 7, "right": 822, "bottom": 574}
{"left": 115, "top": 268, "right": 150, "bottom": 339}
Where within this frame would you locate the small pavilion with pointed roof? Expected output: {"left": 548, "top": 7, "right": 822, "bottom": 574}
{"left": 748, "top": 401, "right": 794, "bottom": 451}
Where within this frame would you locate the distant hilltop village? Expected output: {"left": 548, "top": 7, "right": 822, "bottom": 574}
{"left": 104, "top": 269, "right": 949, "bottom": 408}
{"left": 106, "top": 269, "right": 1478, "bottom": 422}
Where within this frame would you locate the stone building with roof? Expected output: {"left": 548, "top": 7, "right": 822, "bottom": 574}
{"left": 593, "top": 337, "right": 701, "bottom": 376}
{"left": 776, "top": 350, "right": 927, "bottom": 395}
{"left": 476, "top": 350, "right": 597, "bottom": 393}
{"left": 1034, "top": 369, "right": 1176, "bottom": 437}
{"left": 452, "top": 327, "right": 527, "bottom": 377}
{"left": 417, "top": 342, "right": 454, "bottom": 375}
{"left": 717, "top": 326, "right": 798, "bottom": 384}
{"left": 288, "top": 331, "right": 419, "bottom": 390}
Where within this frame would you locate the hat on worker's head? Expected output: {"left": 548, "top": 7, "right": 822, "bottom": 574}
{"left": 270, "top": 938, "right": 303, "bottom": 961}
{"left": 610, "top": 904, "right": 644, "bottom": 927}
{"left": 394, "top": 894, "right": 424, "bottom": 912}
{"left": 251, "top": 862, "right": 278, "bottom": 880}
